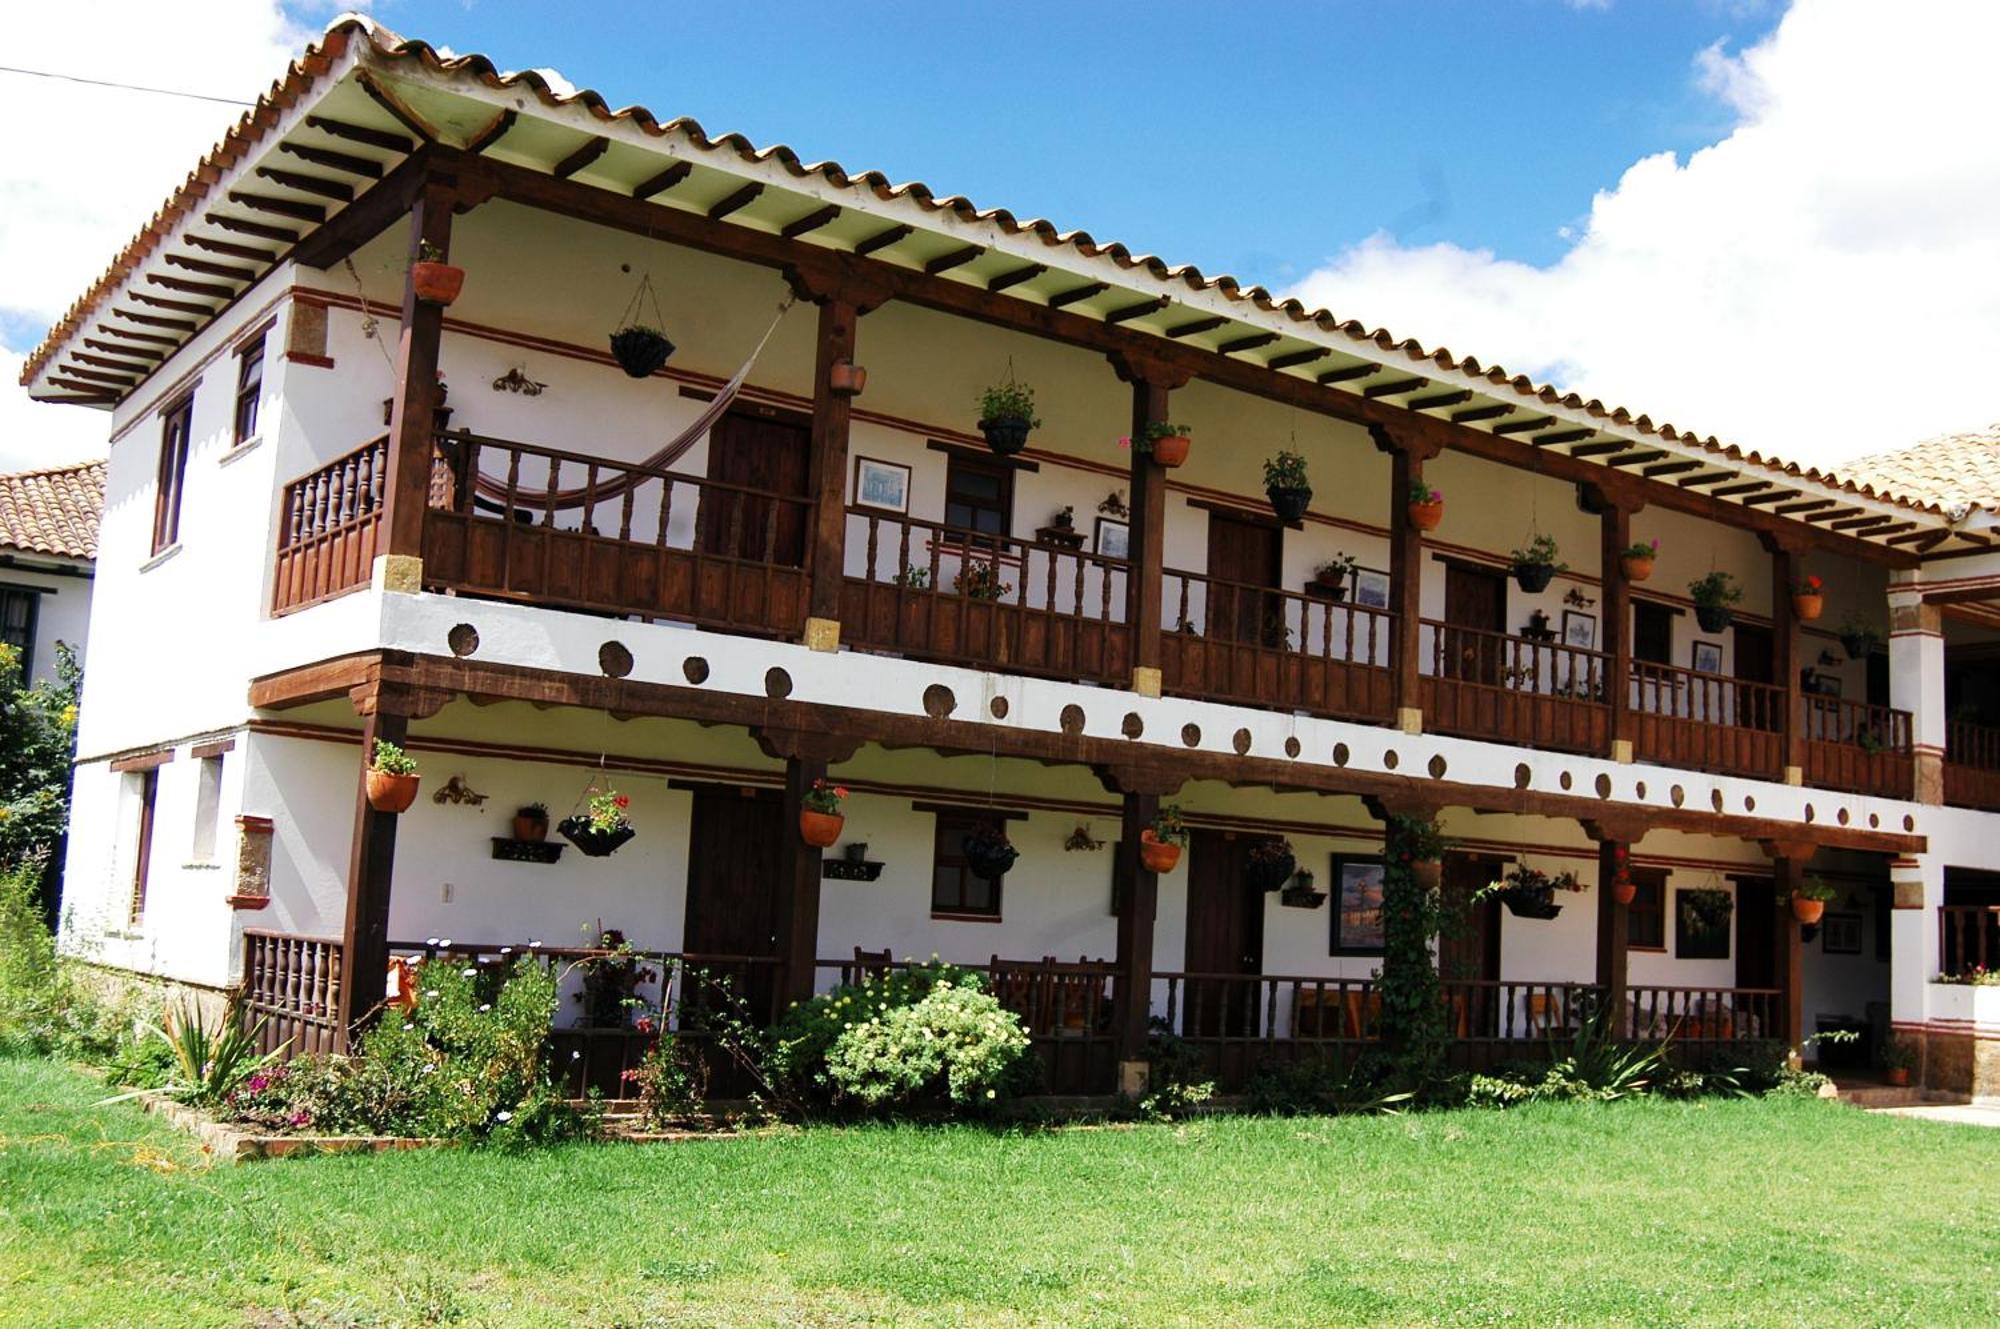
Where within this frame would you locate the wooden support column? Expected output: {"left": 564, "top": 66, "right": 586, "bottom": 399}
{"left": 336, "top": 706, "right": 405, "bottom": 1045}
{"left": 1589, "top": 483, "right": 1643, "bottom": 762}
{"left": 803, "top": 297, "right": 858, "bottom": 651}
{"left": 377, "top": 178, "right": 457, "bottom": 588}
{"left": 1583, "top": 816, "right": 1645, "bottom": 1033}
{"left": 757, "top": 726, "right": 863, "bottom": 1010}
{"left": 1767, "top": 847, "right": 1811, "bottom": 1056}
{"left": 1098, "top": 763, "right": 1183, "bottom": 1093}
{"left": 1110, "top": 352, "right": 1187, "bottom": 698}
{"left": 1763, "top": 533, "right": 1806, "bottom": 783}
{"left": 1372, "top": 427, "right": 1443, "bottom": 732}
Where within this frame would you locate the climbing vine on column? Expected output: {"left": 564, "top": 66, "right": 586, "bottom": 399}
{"left": 1379, "top": 814, "right": 1450, "bottom": 1087}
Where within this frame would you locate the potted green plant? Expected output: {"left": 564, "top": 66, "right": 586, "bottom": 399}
{"left": 1139, "top": 803, "right": 1188, "bottom": 874}
{"left": 1134, "top": 421, "right": 1193, "bottom": 468}
{"left": 1309, "top": 552, "right": 1358, "bottom": 600}
{"left": 1398, "top": 818, "right": 1450, "bottom": 892}
{"left": 1689, "top": 570, "right": 1742, "bottom": 633}
{"left": 1509, "top": 532, "right": 1565, "bottom": 594}
{"left": 410, "top": 240, "right": 465, "bottom": 306}
{"left": 977, "top": 380, "right": 1040, "bottom": 456}
{"left": 1264, "top": 451, "right": 1312, "bottom": 523}
{"left": 1838, "top": 614, "right": 1882, "bottom": 660}
{"left": 1052, "top": 504, "right": 1075, "bottom": 532}
{"left": 1790, "top": 874, "right": 1837, "bottom": 925}
{"left": 1620, "top": 537, "right": 1658, "bottom": 583}
{"left": 1245, "top": 837, "right": 1298, "bottom": 893}
{"left": 1880, "top": 1033, "right": 1917, "bottom": 1088}
{"left": 799, "top": 779, "right": 849, "bottom": 848}
{"left": 1408, "top": 479, "right": 1444, "bottom": 532}
{"left": 1281, "top": 868, "right": 1327, "bottom": 909}
{"left": 963, "top": 824, "right": 1018, "bottom": 881}
{"left": 558, "top": 788, "right": 636, "bottom": 857}
{"left": 1792, "top": 572, "right": 1824, "bottom": 622}
{"left": 953, "top": 560, "right": 1012, "bottom": 601}
{"left": 1476, "top": 864, "right": 1586, "bottom": 920}
{"left": 512, "top": 802, "right": 550, "bottom": 842}
{"left": 364, "top": 740, "right": 420, "bottom": 813}
{"left": 609, "top": 324, "right": 675, "bottom": 379}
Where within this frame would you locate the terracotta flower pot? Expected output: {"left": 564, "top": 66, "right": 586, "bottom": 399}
{"left": 365, "top": 769, "right": 420, "bottom": 814}
{"left": 1613, "top": 880, "right": 1638, "bottom": 906}
{"left": 512, "top": 814, "right": 548, "bottom": 843}
{"left": 1884, "top": 1067, "right": 1911, "bottom": 1088}
{"left": 410, "top": 261, "right": 465, "bottom": 306}
{"left": 1408, "top": 500, "right": 1444, "bottom": 532}
{"left": 1410, "top": 859, "right": 1442, "bottom": 891}
{"left": 1148, "top": 434, "right": 1192, "bottom": 468}
{"left": 1621, "top": 555, "right": 1655, "bottom": 583}
{"left": 1138, "top": 830, "right": 1182, "bottom": 874}
{"left": 829, "top": 360, "right": 868, "bottom": 396}
{"left": 1792, "top": 897, "right": 1826, "bottom": 926}
{"left": 799, "top": 809, "right": 845, "bottom": 848}
{"left": 1793, "top": 593, "right": 1824, "bottom": 622}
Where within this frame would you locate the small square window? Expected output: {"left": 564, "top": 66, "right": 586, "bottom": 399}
{"left": 1626, "top": 869, "right": 1667, "bottom": 950}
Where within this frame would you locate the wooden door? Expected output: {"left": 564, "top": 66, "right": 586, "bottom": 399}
{"left": 1183, "top": 830, "right": 1266, "bottom": 1037}
{"left": 1444, "top": 563, "right": 1508, "bottom": 684}
{"left": 1733, "top": 625, "right": 1776, "bottom": 730}
{"left": 682, "top": 787, "right": 787, "bottom": 1021}
{"left": 1205, "top": 512, "right": 1281, "bottom": 645}
{"left": 1440, "top": 852, "right": 1505, "bottom": 1037}
{"left": 1735, "top": 877, "right": 1774, "bottom": 989}
{"left": 701, "top": 410, "right": 810, "bottom": 566}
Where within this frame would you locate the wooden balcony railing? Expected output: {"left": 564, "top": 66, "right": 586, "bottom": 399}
{"left": 1159, "top": 572, "right": 1394, "bottom": 723}
{"left": 1945, "top": 720, "right": 2000, "bottom": 811}
{"left": 421, "top": 430, "right": 814, "bottom": 638}
{"left": 1418, "top": 620, "right": 1609, "bottom": 755}
{"left": 1940, "top": 905, "right": 2000, "bottom": 977}
{"left": 272, "top": 436, "right": 386, "bottom": 614}
{"left": 1157, "top": 972, "right": 1380, "bottom": 1089}
{"left": 1803, "top": 697, "right": 1913, "bottom": 799}
{"left": 838, "top": 512, "right": 1133, "bottom": 686}
{"left": 1622, "top": 985, "right": 1779, "bottom": 1046}
{"left": 1629, "top": 661, "right": 1785, "bottom": 779}
{"left": 241, "top": 929, "right": 344, "bottom": 1056}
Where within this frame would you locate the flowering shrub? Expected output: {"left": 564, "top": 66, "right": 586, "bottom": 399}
{"left": 1937, "top": 966, "right": 2000, "bottom": 986}
{"left": 1408, "top": 479, "right": 1442, "bottom": 506}
{"left": 579, "top": 790, "right": 632, "bottom": 835}
{"left": 820, "top": 981, "right": 1030, "bottom": 1111}
{"left": 801, "top": 780, "right": 848, "bottom": 815}
{"left": 622, "top": 1032, "right": 709, "bottom": 1129}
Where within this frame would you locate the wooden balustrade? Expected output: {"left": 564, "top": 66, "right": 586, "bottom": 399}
{"left": 838, "top": 511, "right": 1133, "bottom": 685}
{"left": 1939, "top": 905, "right": 2000, "bottom": 978}
{"left": 1418, "top": 620, "right": 1609, "bottom": 754}
{"left": 241, "top": 930, "right": 344, "bottom": 1057}
{"left": 1159, "top": 571, "right": 1394, "bottom": 722}
{"left": 1156, "top": 972, "right": 1380, "bottom": 1089}
{"left": 271, "top": 436, "right": 387, "bottom": 614}
{"left": 1629, "top": 660, "right": 1785, "bottom": 779}
{"left": 420, "top": 429, "right": 814, "bottom": 637}
{"left": 1803, "top": 696, "right": 1913, "bottom": 799}
{"left": 1945, "top": 721, "right": 2000, "bottom": 811}
{"left": 1621, "top": 985, "right": 1780, "bottom": 1047}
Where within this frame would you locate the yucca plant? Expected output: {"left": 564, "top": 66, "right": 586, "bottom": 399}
{"left": 106, "top": 998, "right": 285, "bottom": 1109}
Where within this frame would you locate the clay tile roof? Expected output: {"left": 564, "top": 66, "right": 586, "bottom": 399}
{"left": 0, "top": 460, "right": 106, "bottom": 560}
{"left": 1835, "top": 424, "right": 2000, "bottom": 516}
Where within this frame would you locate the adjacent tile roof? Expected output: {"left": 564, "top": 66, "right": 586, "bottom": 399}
{"left": 1837, "top": 424, "right": 2000, "bottom": 517}
{"left": 0, "top": 460, "right": 105, "bottom": 560}
{"left": 10, "top": 18, "right": 1951, "bottom": 539}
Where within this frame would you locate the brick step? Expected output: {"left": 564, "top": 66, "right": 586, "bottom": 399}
{"left": 1837, "top": 1084, "right": 1967, "bottom": 1109}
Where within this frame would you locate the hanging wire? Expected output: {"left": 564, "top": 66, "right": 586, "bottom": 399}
{"left": 616, "top": 272, "right": 669, "bottom": 333}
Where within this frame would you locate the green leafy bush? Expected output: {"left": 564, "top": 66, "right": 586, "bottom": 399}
{"left": 1247, "top": 1055, "right": 1408, "bottom": 1116}
{"left": 0, "top": 855, "right": 121, "bottom": 1060}
{"left": 820, "top": 980, "right": 1029, "bottom": 1111}
{"left": 0, "top": 640, "right": 80, "bottom": 864}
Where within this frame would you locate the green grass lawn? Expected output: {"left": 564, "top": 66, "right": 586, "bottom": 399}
{"left": 2, "top": 1058, "right": 1995, "bottom": 1328}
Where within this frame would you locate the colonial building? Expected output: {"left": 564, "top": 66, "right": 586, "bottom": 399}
{"left": 23, "top": 20, "right": 2000, "bottom": 1098}
{"left": 0, "top": 460, "right": 101, "bottom": 684}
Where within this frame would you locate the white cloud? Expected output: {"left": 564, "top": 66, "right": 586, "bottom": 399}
{"left": 0, "top": 0, "right": 314, "bottom": 471}
{"left": 1291, "top": 0, "right": 2000, "bottom": 469}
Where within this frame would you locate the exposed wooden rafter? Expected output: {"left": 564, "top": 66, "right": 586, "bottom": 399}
{"left": 986, "top": 264, "right": 1046, "bottom": 293}
{"left": 1407, "top": 389, "right": 1472, "bottom": 413}
{"left": 1103, "top": 297, "right": 1167, "bottom": 324}
{"left": 1166, "top": 316, "right": 1226, "bottom": 339}
{"left": 1491, "top": 416, "right": 1555, "bottom": 435}
{"left": 1537, "top": 428, "right": 1592, "bottom": 447}
{"left": 1642, "top": 459, "right": 1702, "bottom": 478}
{"left": 164, "top": 253, "right": 256, "bottom": 282}
{"left": 552, "top": 136, "right": 612, "bottom": 180}
{"left": 304, "top": 114, "right": 413, "bottom": 155}
{"left": 1218, "top": 332, "right": 1279, "bottom": 356}
{"left": 203, "top": 212, "right": 299, "bottom": 244}
{"left": 280, "top": 140, "right": 387, "bottom": 178}
{"left": 853, "top": 224, "right": 914, "bottom": 256}
{"left": 1317, "top": 363, "right": 1381, "bottom": 385}
{"left": 145, "top": 273, "right": 233, "bottom": 300}
{"left": 924, "top": 245, "right": 984, "bottom": 276}
{"left": 780, "top": 204, "right": 840, "bottom": 239}
{"left": 1267, "top": 348, "right": 1329, "bottom": 371}
{"left": 462, "top": 109, "right": 518, "bottom": 156}
{"left": 1362, "top": 376, "right": 1425, "bottom": 399}
{"left": 1047, "top": 282, "right": 1109, "bottom": 309}
{"left": 183, "top": 234, "right": 278, "bottom": 263}
{"left": 705, "top": 182, "right": 765, "bottom": 221}
{"left": 632, "top": 161, "right": 692, "bottom": 200}
{"left": 227, "top": 191, "right": 326, "bottom": 224}
{"left": 1452, "top": 404, "right": 1514, "bottom": 424}
{"left": 353, "top": 71, "right": 438, "bottom": 143}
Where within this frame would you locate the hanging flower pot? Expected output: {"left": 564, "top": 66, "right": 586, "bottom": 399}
{"left": 1139, "top": 830, "right": 1183, "bottom": 874}
{"left": 1689, "top": 571, "right": 1742, "bottom": 635}
{"left": 1613, "top": 879, "right": 1637, "bottom": 906}
{"left": 1793, "top": 593, "right": 1824, "bottom": 622}
{"left": 1408, "top": 480, "right": 1444, "bottom": 532}
{"left": 1620, "top": 539, "right": 1658, "bottom": 583}
{"left": 1477, "top": 865, "right": 1584, "bottom": 920}
{"left": 1792, "top": 897, "right": 1826, "bottom": 925}
{"left": 1134, "top": 422, "right": 1192, "bottom": 468}
{"left": 1503, "top": 885, "right": 1562, "bottom": 920}
{"left": 512, "top": 803, "right": 550, "bottom": 843}
{"left": 411, "top": 260, "right": 465, "bottom": 307}
{"left": 1509, "top": 533, "right": 1564, "bottom": 595}
{"left": 558, "top": 787, "right": 635, "bottom": 857}
{"left": 364, "top": 740, "right": 420, "bottom": 814}
{"left": 1695, "top": 604, "right": 1734, "bottom": 633}
{"left": 799, "top": 778, "right": 849, "bottom": 848}
{"left": 1244, "top": 838, "right": 1297, "bottom": 893}
{"left": 977, "top": 379, "right": 1039, "bottom": 456}
{"left": 829, "top": 359, "right": 868, "bottom": 397}
{"left": 609, "top": 326, "right": 675, "bottom": 379}
{"left": 1264, "top": 450, "right": 1311, "bottom": 523}
{"left": 963, "top": 825, "right": 1018, "bottom": 881}
{"left": 1410, "top": 859, "right": 1443, "bottom": 892}
{"left": 1280, "top": 875, "right": 1328, "bottom": 909}
{"left": 1840, "top": 628, "right": 1878, "bottom": 660}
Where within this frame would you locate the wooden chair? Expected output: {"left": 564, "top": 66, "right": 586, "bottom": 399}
{"left": 1343, "top": 989, "right": 1382, "bottom": 1040}
{"left": 851, "top": 946, "right": 893, "bottom": 985}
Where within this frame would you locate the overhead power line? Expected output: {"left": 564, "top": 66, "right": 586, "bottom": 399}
{"left": 0, "top": 64, "right": 254, "bottom": 108}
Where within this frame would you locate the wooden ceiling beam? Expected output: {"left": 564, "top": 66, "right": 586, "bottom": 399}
{"left": 1642, "top": 459, "right": 1702, "bottom": 477}
{"left": 1047, "top": 282, "right": 1109, "bottom": 308}
{"left": 1830, "top": 512, "right": 1898, "bottom": 532}
{"left": 780, "top": 204, "right": 841, "bottom": 239}
{"left": 924, "top": 244, "right": 984, "bottom": 277}
{"left": 552, "top": 136, "right": 612, "bottom": 180}
{"left": 44, "top": 378, "right": 120, "bottom": 398}
{"left": 1738, "top": 489, "right": 1797, "bottom": 507}
{"left": 462, "top": 109, "right": 518, "bottom": 156}
{"left": 1774, "top": 498, "right": 1836, "bottom": 516}
{"left": 304, "top": 114, "right": 413, "bottom": 155}
{"left": 706, "top": 182, "right": 765, "bottom": 221}
{"left": 1452, "top": 404, "right": 1514, "bottom": 424}
{"left": 1317, "top": 362, "right": 1381, "bottom": 384}
{"left": 1602, "top": 450, "right": 1665, "bottom": 467}
{"left": 254, "top": 167, "right": 353, "bottom": 203}
{"left": 1677, "top": 471, "right": 1736, "bottom": 488}
{"left": 1708, "top": 480, "right": 1775, "bottom": 499}
{"left": 632, "top": 161, "right": 692, "bottom": 200}
{"left": 55, "top": 365, "right": 135, "bottom": 386}
{"left": 1166, "top": 316, "right": 1227, "bottom": 339}
{"left": 1803, "top": 507, "right": 1863, "bottom": 524}
{"left": 1362, "top": 376, "right": 1426, "bottom": 398}
{"left": 1267, "top": 347, "right": 1330, "bottom": 371}
{"left": 203, "top": 212, "right": 299, "bottom": 244}
{"left": 164, "top": 253, "right": 256, "bottom": 282}
{"left": 228, "top": 190, "right": 326, "bottom": 225}
{"left": 145, "top": 273, "right": 234, "bottom": 300}
{"left": 987, "top": 264, "right": 1046, "bottom": 293}
{"left": 1537, "top": 428, "right": 1593, "bottom": 447}
{"left": 111, "top": 308, "right": 196, "bottom": 332}
{"left": 1408, "top": 389, "right": 1473, "bottom": 412}
{"left": 354, "top": 70, "right": 438, "bottom": 143}
{"left": 72, "top": 352, "right": 152, "bottom": 374}
{"left": 1103, "top": 296, "right": 1167, "bottom": 324}
{"left": 853, "top": 224, "right": 914, "bottom": 256}
{"left": 280, "top": 140, "right": 386, "bottom": 178}
{"left": 1567, "top": 440, "right": 1628, "bottom": 459}
{"left": 130, "top": 292, "right": 212, "bottom": 316}
{"left": 1491, "top": 416, "right": 1555, "bottom": 435}
{"left": 1218, "top": 331, "right": 1280, "bottom": 355}
{"left": 95, "top": 324, "right": 177, "bottom": 347}
{"left": 82, "top": 338, "right": 163, "bottom": 360}
{"left": 184, "top": 234, "right": 279, "bottom": 263}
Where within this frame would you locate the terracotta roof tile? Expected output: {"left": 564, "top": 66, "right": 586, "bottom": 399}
{"left": 0, "top": 460, "right": 104, "bottom": 560}
{"left": 1836, "top": 424, "right": 2000, "bottom": 516}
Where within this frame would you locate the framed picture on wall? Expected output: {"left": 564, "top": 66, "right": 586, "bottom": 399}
{"left": 1808, "top": 671, "right": 1843, "bottom": 698}
{"left": 1562, "top": 610, "right": 1597, "bottom": 650}
{"left": 1821, "top": 911, "right": 1863, "bottom": 955}
{"left": 1352, "top": 567, "right": 1391, "bottom": 609}
{"left": 1094, "top": 517, "right": 1130, "bottom": 560}
{"left": 853, "top": 456, "right": 910, "bottom": 514}
{"left": 1330, "top": 855, "right": 1387, "bottom": 955}
{"left": 1691, "top": 640, "right": 1724, "bottom": 674}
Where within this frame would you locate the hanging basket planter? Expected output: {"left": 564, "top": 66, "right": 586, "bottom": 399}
{"left": 1263, "top": 451, "right": 1311, "bottom": 524}
{"left": 1513, "top": 562, "right": 1557, "bottom": 594}
{"left": 977, "top": 378, "right": 1039, "bottom": 457}
{"left": 1695, "top": 604, "right": 1734, "bottom": 633}
{"left": 1267, "top": 485, "right": 1312, "bottom": 524}
{"left": 1621, "top": 555, "right": 1655, "bottom": 583}
{"left": 1408, "top": 499, "right": 1444, "bottom": 532}
{"left": 1502, "top": 886, "right": 1563, "bottom": 920}
{"left": 963, "top": 826, "right": 1018, "bottom": 881}
{"left": 1410, "top": 859, "right": 1443, "bottom": 892}
{"left": 1689, "top": 572, "right": 1742, "bottom": 637}
{"left": 1244, "top": 839, "right": 1298, "bottom": 893}
{"left": 364, "top": 740, "right": 420, "bottom": 814}
{"left": 1840, "top": 630, "right": 1879, "bottom": 660}
{"left": 557, "top": 818, "right": 635, "bottom": 857}
{"left": 799, "top": 810, "right": 845, "bottom": 848}
{"left": 1281, "top": 881, "right": 1329, "bottom": 910}
{"left": 1793, "top": 593, "right": 1824, "bottom": 622}
{"left": 1138, "top": 829, "right": 1183, "bottom": 874}
{"left": 979, "top": 416, "right": 1034, "bottom": 457}
{"left": 411, "top": 260, "right": 465, "bottom": 307}
{"left": 608, "top": 272, "right": 675, "bottom": 378}
{"left": 1791, "top": 897, "right": 1826, "bottom": 926}
{"left": 1613, "top": 879, "right": 1638, "bottom": 906}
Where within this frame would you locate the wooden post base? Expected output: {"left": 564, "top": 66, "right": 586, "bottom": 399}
{"left": 1130, "top": 666, "right": 1162, "bottom": 699}
{"left": 803, "top": 616, "right": 841, "bottom": 653}
{"left": 372, "top": 553, "right": 422, "bottom": 593}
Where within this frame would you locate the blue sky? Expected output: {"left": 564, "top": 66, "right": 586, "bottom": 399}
{"left": 353, "top": 0, "right": 1779, "bottom": 286}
